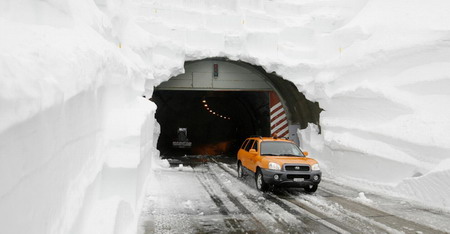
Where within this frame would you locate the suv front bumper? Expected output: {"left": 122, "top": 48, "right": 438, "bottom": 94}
{"left": 260, "top": 168, "right": 322, "bottom": 187}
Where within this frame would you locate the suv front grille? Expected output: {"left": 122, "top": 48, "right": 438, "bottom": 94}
{"left": 285, "top": 165, "right": 310, "bottom": 171}
{"left": 287, "top": 175, "right": 310, "bottom": 179}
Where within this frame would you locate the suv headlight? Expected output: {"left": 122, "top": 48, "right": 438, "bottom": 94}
{"left": 311, "top": 164, "right": 320, "bottom": 171}
{"left": 269, "top": 162, "right": 281, "bottom": 170}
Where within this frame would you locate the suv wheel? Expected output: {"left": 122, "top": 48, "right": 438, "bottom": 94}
{"left": 304, "top": 184, "right": 318, "bottom": 193}
{"left": 237, "top": 162, "right": 244, "bottom": 178}
{"left": 255, "top": 169, "right": 268, "bottom": 192}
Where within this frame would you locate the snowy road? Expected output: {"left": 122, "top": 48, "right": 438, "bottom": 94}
{"left": 139, "top": 156, "right": 450, "bottom": 234}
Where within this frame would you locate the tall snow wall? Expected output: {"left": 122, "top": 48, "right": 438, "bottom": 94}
{"left": 1, "top": 0, "right": 450, "bottom": 233}
{"left": 0, "top": 0, "right": 160, "bottom": 233}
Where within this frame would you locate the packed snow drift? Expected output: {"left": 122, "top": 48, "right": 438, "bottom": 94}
{"left": 1, "top": 0, "right": 449, "bottom": 233}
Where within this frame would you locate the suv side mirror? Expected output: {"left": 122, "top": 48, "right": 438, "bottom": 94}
{"left": 249, "top": 149, "right": 257, "bottom": 155}
{"left": 303, "top": 151, "right": 309, "bottom": 156}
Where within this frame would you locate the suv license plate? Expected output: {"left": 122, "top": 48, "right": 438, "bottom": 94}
{"left": 293, "top": 178, "right": 304, "bottom": 182}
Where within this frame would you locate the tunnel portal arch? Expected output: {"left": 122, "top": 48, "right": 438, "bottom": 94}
{"left": 152, "top": 58, "right": 321, "bottom": 155}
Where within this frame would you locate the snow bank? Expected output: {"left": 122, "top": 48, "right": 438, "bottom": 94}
{"left": 295, "top": 0, "right": 450, "bottom": 209}
{"left": 0, "top": 0, "right": 159, "bottom": 233}
{"left": 1, "top": 0, "right": 450, "bottom": 233}
{"left": 395, "top": 159, "right": 450, "bottom": 208}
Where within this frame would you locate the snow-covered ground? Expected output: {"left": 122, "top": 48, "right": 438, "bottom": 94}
{"left": 1, "top": 0, "right": 450, "bottom": 233}
{"left": 139, "top": 157, "right": 450, "bottom": 233}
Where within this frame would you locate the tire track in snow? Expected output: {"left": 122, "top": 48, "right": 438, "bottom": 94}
{"left": 141, "top": 168, "right": 227, "bottom": 234}
{"left": 316, "top": 187, "right": 448, "bottom": 234}
{"left": 241, "top": 191, "right": 311, "bottom": 233}
{"left": 213, "top": 160, "right": 425, "bottom": 233}
{"left": 212, "top": 161, "right": 346, "bottom": 234}
{"left": 216, "top": 160, "right": 402, "bottom": 233}
{"left": 195, "top": 167, "right": 251, "bottom": 232}
{"left": 262, "top": 193, "right": 350, "bottom": 234}
{"left": 205, "top": 164, "right": 301, "bottom": 233}
{"left": 195, "top": 164, "right": 267, "bottom": 233}
{"left": 211, "top": 162, "right": 320, "bottom": 232}
{"left": 279, "top": 191, "right": 391, "bottom": 234}
{"left": 320, "top": 179, "right": 450, "bottom": 233}
{"left": 217, "top": 160, "right": 388, "bottom": 233}
{"left": 196, "top": 172, "right": 244, "bottom": 232}
{"left": 199, "top": 164, "right": 275, "bottom": 233}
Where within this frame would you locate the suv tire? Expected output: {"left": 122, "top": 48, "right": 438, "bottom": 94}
{"left": 256, "top": 169, "right": 268, "bottom": 192}
{"left": 304, "top": 184, "right": 318, "bottom": 193}
{"left": 237, "top": 162, "right": 244, "bottom": 178}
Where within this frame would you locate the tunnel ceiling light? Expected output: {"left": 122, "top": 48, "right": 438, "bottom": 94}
{"left": 202, "top": 99, "right": 231, "bottom": 120}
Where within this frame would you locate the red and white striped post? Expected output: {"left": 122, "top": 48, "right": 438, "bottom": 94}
{"left": 269, "top": 92, "right": 289, "bottom": 138}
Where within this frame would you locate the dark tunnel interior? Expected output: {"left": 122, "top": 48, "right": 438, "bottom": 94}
{"left": 152, "top": 90, "right": 270, "bottom": 156}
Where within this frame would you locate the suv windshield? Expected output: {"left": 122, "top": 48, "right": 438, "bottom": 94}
{"left": 260, "top": 141, "right": 304, "bottom": 157}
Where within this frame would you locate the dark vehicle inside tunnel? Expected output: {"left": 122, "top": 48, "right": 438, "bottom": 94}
{"left": 152, "top": 90, "right": 270, "bottom": 156}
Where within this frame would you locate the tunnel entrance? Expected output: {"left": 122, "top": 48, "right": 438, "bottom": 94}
{"left": 153, "top": 90, "right": 270, "bottom": 156}
{"left": 152, "top": 58, "right": 321, "bottom": 156}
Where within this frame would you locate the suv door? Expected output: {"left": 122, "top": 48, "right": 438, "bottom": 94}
{"left": 238, "top": 139, "right": 249, "bottom": 168}
{"left": 241, "top": 139, "right": 255, "bottom": 170}
{"left": 248, "top": 140, "right": 259, "bottom": 172}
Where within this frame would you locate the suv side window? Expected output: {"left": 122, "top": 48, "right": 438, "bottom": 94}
{"left": 252, "top": 141, "right": 258, "bottom": 152}
{"left": 241, "top": 139, "right": 249, "bottom": 149}
{"left": 245, "top": 140, "right": 255, "bottom": 152}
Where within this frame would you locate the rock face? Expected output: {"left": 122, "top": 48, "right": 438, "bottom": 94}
{"left": 1, "top": 0, "right": 450, "bottom": 233}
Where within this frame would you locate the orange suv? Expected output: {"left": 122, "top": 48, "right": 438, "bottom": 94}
{"left": 237, "top": 136, "right": 321, "bottom": 193}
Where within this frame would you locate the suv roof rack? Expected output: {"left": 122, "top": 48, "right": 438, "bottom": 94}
{"left": 249, "top": 135, "right": 263, "bottom": 139}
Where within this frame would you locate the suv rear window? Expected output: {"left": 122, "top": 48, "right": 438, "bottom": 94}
{"left": 241, "top": 139, "right": 249, "bottom": 149}
{"left": 260, "top": 141, "right": 304, "bottom": 156}
{"left": 245, "top": 140, "right": 255, "bottom": 151}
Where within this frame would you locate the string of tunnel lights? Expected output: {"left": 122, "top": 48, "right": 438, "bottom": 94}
{"left": 202, "top": 99, "right": 232, "bottom": 120}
